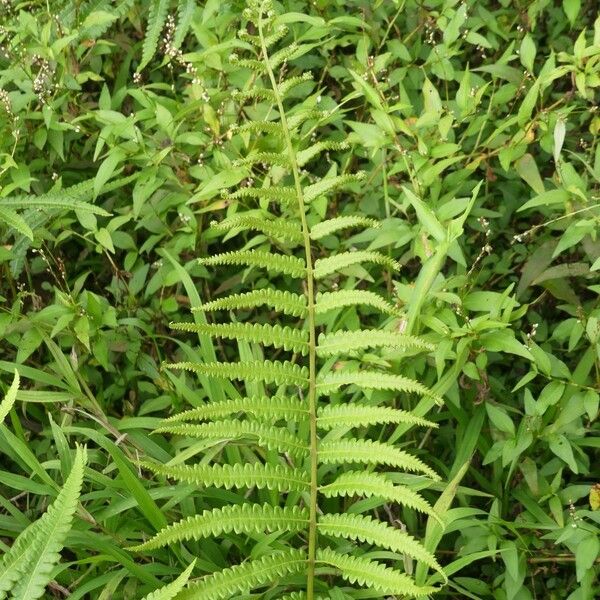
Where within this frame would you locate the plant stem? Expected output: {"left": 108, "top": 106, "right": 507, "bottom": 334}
{"left": 258, "top": 14, "right": 318, "bottom": 598}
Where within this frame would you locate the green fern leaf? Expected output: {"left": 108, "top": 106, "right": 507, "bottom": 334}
{"left": 198, "top": 251, "right": 306, "bottom": 278}
{"left": 130, "top": 504, "right": 309, "bottom": 551}
{"left": 309, "top": 216, "right": 379, "bottom": 240}
{"left": 319, "top": 439, "right": 440, "bottom": 480}
{"left": 315, "top": 290, "right": 399, "bottom": 316}
{"left": 154, "top": 421, "right": 309, "bottom": 457}
{"left": 173, "top": 548, "right": 307, "bottom": 600}
{"left": 317, "top": 370, "right": 439, "bottom": 401}
{"left": 317, "top": 404, "right": 435, "bottom": 429}
{"left": 0, "top": 196, "right": 110, "bottom": 216}
{"left": 211, "top": 213, "right": 302, "bottom": 242}
{"left": 5, "top": 446, "right": 87, "bottom": 600}
{"left": 233, "top": 152, "right": 292, "bottom": 169}
{"left": 170, "top": 322, "right": 309, "bottom": 354}
{"left": 0, "top": 207, "right": 34, "bottom": 240}
{"left": 296, "top": 140, "right": 350, "bottom": 167}
{"left": 0, "top": 370, "right": 19, "bottom": 424}
{"left": 232, "top": 87, "right": 277, "bottom": 103}
{"left": 225, "top": 185, "right": 297, "bottom": 205}
{"left": 141, "top": 461, "right": 310, "bottom": 492}
{"left": 269, "top": 43, "right": 299, "bottom": 69}
{"left": 318, "top": 513, "right": 445, "bottom": 578}
{"left": 138, "top": 0, "right": 170, "bottom": 71}
{"left": 316, "top": 549, "right": 438, "bottom": 596}
{"left": 172, "top": 0, "right": 195, "bottom": 50}
{"left": 320, "top": 471, "right": 441, "bottom": 523}
{"left": 165, "top": 360, "right": 308, "bottom": 387}
{"left": 141, "top": 561, "right": 195, "bottom": 600}
{"left": 317, "top": 330, "right": 433, "bottom": 357}
{"left": 193, "top": 289, "right": 307, "bottom": 317}
{"left": 313, "top": 251, "right": 400, "bottom": 279}
{"left": 162, "top": 396, "right": 308, "bottom": 424}
{"left": 234, "top": 121, "right": 285, "bottom": 137}
{"left": 229, "top": 54, "right": 266, "bottom": 72}
{"left": 304, "top": 173, "right": 366, "bottom": 203}
{"left": 278, "top": 73, "right": 313, "bottom": 96}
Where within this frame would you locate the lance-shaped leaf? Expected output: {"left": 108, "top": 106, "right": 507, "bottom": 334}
{"left": 317, "top": 330, "right": 433, "bottom": 357}
{"left": 141, "top": 461, "right": 311, "bottom": 492}
{"left": 315, "top": 290, "right": 399, "bottom": 315}
{"left": 225, "top": 185, "right": 297, "bottom": 205}
{"left": 317, "top": 404, "right": 436, "bottom": 429}
{"left": 141, "top": 561, "right": 195, "bottom": 600}
{"left": 309, "top": 215, "right": 379, "bottom": 240}
{"left": 314, "top": 251, "right": 400, "bottom": 279}
{"left": 194, "top": 289, "right": 307, "bottom": 317}
{"left": 211, "top": 214, "right": 302, "bottom": 242}
{"left": 198, "top": 251, "right": 306, "bottom": 278}
{"left": 304, "top": 173, "right": 366, "bottom": 203}
{"left": 130, "top": 504, "right": 309, "bottom": 551}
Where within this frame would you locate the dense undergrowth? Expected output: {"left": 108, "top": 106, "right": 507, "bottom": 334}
{"left": 0, "top": 0, "right": 599, "bottom": 598}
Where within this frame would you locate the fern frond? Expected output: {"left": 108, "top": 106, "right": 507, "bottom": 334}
{"left": 313, "top": 251, "right": 400, "bottom": 279}
{"left": 225, "top": 185, "right": 297, "bottom": 205}
{"left": 318, "top": 513, "right": 445, "bottom": 578}
{"left": 278, "top": 73, "right": 314, "bottom": 96}
{"left": 235, "top": 121, "right": 285, "bottom": 137}
{"left": 287, "top": 109, "right": 328, "bottom": 130}
{"left": 309, "top": 216, "right": 379, "bottom": 240}
{"left": 316, "top": 549, "right": 438, "bottom": 597}
{"left": 315, "top": 290, "right": 400, "bottom": 316}
{"left": 239, "top": 25, "right": 288, "bottom": 48}
{"left": 316, "top": 330, "right": 433, "bottom": 357}
{"left": 172, "top": 0, "right": 195, "bottom": 50}
{"left": 320, "top": 471, "right": 441, "bottom": 523}
{"left": 138, "top": 0, "right": 169, "bottom": 71}
{"left": 232, "top": 87, "right": 277, "bottom": 103}
{"left": 174, "top": 549, "right": 307, "bottom": 600}
{"left": 319, "top": 439, "right": 440, "bottom": 480}
{"left": 165, "top": 360, "right": 308, "bottom": 387}
{"left": 0, "top": 196, "right": 111, "bottom": 216}
{"left": 211, "top": 214, "right": 302, "bottom": 242}
{"left": 141, "top": 561, "right": 195, "bottom": 600}
{"left": 317, "top": 370, "right": 439, "bottom": 401}
{"left": 317, "top": 404, "right": 435, "bottom": 429}
{"left": 170, "top": 322, "right": 309, "bottom": 354}
{"left": 193, "top": 289, "right": 307, "bottom": 317}
{"left": 233, "top": 152, "right": 292, "bottom": 169}
{"left": 130, "top": 504, "right": 309, "bottom": 551}
{"left": 141, "top": 461, "right": 310, "bottom": 492}
{"left": 0, "top": 207, "right": 33, "bottom": 240}
{"left": 4, "top": 446, "right": 87, "bottom": 600}
{"left": 0, "top": 520, "right": 42, "bottom": 596}
{"left": 304, "top": 173, "right": 366, "bottom": 203}
{"left": 162, "top": 396, "right": 308, "bottom": 424}
{"left": 198, "top": 251, "right": 306, "bottom": 278}
{"left": 154, "top": 421, "right": 309, "bottom": 457}
{"left": 297, "top": 141, "right": 350, "bottom": 167}
{"left": 0, "top": 370, "right": 19, "bottom": 424}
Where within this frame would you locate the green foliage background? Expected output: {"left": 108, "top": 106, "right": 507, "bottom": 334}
{"left": 0, "top": 0, "right": 599, "bottom": 598}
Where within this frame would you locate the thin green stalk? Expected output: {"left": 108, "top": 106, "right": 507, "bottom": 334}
{"left": 258, "top": 14, "right": 319, "bottom": 598}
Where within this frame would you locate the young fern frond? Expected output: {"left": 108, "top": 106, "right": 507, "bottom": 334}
{"left": 174, "top": 549, "right": 307, "bottom": 600}
{"left": 145, "top": 2, "right": 445, "bottom": 596}
{"left": 316, "top": 330, "right": 434, "bottom": 357}
{"left": 316, "top": 549, "right": 438, "bottom": 597}
{"left": 130, "top": 504, "right": 309, "bottom": 551}
{"left": 193, "top": 289, "right": 307, "bottom": 317}
{"left": 315, "top": 289, "right": 400, "bottom": 315}
{"left": 172, "top": 0, "right": 196, "bottom": 50}
{"left": 320, "top": 471, "right": 442, "bottom": 523}
{"left": 140, "top": 461, "right": 311, "bottom": 492}
{"left": 154, "top": 421, "right": 309, "bottom": 457}
{"left": 313, "top": 251, "right": 400, "bottom": 279}
{"left": 165, "top": 360, "right": 308, "bottom": 386}
{"left": 309, "top": 215, "right": 380, "bottom": 240}
{"left": 170, "top": 322, "right": 309, "bottom": 354}
{"left": 317, "top": 404, "right": 436, "bottom": 429}
{"left": 162, "top": 396, "right": 308, "bottom": 423}
{"left": 198, "top": 251, "right": 306, "bottom": 278}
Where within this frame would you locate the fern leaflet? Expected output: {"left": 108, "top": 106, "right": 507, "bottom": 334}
{"left": 317, "top": 330, "right": 434, "bottom": 356}
{"left": 194, "top": 289, "right": 307, "bottom": 317}
{"left": 317, "top": 404, "right": 436, "bottom": 429}
{"left": 313, "top": 251, "right": 400, "bottom": 279}
{"left": 315, "top": 290, "right": 399, "bottom": 315}
{"left": 309, "top": 215, "right": 379, "bottom": 240}
{"left": 141, "top": 561, "right": 195, "bottom": 600}
{"left": 198, "top": 251, "right": 306, "bottom": 278}
{"left": 138, "top": 0, "right": 170, "bottom": 71}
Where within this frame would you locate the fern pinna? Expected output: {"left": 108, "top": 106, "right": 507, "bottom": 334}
{"left": 132, "top": 2, "right": 446, "bottom": 597}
